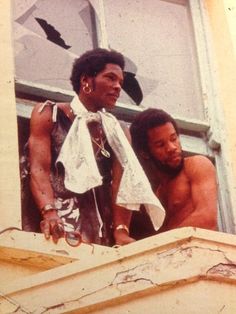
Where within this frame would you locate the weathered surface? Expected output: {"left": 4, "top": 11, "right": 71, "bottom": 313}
{"left": 1, "top": 228, "right": 236, "bottom": 313}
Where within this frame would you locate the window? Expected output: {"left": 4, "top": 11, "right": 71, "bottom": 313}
{"left": 13, "top": 0, "right": 235, "bottom": 233}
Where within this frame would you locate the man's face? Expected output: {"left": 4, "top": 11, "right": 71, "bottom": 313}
{"left": 88, "top": 63, "right": 124, "bottom": 110}
{"left": 147, "top": 122, "right": 184, "bottom": 176}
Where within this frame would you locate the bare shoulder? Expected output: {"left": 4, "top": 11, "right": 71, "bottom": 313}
{"left": 184, "top": 155, "right": 216, "bottom": 177}
{"left": 30, "top": 101, "right": 55, "bottom": 136}
{"left": 31, "top": 101, "right": 54, "bottom": 119}
{"left": 31, "top": 100, "right": 70, "bottom": 122}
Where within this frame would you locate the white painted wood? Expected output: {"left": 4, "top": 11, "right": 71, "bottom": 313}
{"left": 180, "top": 134, "right": 212, "bottom": 157}
{"left": 189, "top": 0, "right": 221, "bottom": 147}
{"left": 93, "top": 0, "right": 109, "bottom": 48}
{"left": 15, "top": 80, "right": 210, "bottom": 132}
{"left": 1, "top": 228, "right": 236, "bottom": 313}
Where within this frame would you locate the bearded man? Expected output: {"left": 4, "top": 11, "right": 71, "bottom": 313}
{"left": 130, "top": 108, "right": 218, "bottom": 235}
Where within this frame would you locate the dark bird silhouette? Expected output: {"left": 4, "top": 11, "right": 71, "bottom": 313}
{"left": 35, "top": 17, "right": 71, "bottom": 49}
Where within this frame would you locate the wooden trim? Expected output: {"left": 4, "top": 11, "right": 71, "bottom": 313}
{"left": 15, "top": 80, "right": 210, "bottom": 132}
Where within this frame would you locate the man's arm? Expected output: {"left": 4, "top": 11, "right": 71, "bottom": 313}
{"left": 112, "top": 122, "right": 135, "bottom": 245}
{"left": 29, "top": 103, "right": 62, "bottom": 242}
{"left": 170, "top": 155, "right": 218, "bottom": 230}
{"left": 112, "top": 157, "right": 136, "bottom": 245}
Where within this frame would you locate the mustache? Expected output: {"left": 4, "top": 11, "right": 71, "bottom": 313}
{"left": 151, "top": 153, "right": 184, "bottom": 177}
{"left": 165, "top": 152, "right": 182, "bottom": 163}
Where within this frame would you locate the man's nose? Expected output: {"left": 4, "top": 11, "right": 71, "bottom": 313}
{"left": 166, "top": 141, "right": 176, "bottom": 152}
{"left": 113, "top": 81, "right": 122, "bottom": 92}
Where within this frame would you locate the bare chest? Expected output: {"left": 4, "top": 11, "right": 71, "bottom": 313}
{"left": 157, "top": 172, "right": 192, "bottom": 215}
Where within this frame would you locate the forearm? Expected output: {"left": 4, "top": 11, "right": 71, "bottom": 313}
{"left": 111, "top": 156, "right": 135, "bottom": 245}
{"left": 30, "top": 171, "right": 63, "bottom": 243}
{"left": 30, "top": 172, "right": 55, "bottom": 210}
{"left": 113, "top": 204, "right": 132, "bottom": 228}
{"left": 113, "top": 204, "right": 135, "bottom": 245}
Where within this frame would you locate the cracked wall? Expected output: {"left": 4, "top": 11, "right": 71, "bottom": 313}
{"left": 1, "top": 229, "right": 236, "bottom": 313}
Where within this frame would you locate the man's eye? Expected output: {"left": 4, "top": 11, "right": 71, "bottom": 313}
{"left": 106, "top": 75, "right": 115, "bottom": 81}
{"left": 156, "top": 143, "right": 164, "bottom": 148}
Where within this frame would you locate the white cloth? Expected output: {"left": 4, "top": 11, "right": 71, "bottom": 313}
{"left": 56, "top": 97, "right": 165, "bottom": 230}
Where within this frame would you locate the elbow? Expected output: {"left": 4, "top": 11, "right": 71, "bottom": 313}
{"left": 209, "top": 218, "right": 218, "bottom": 231}
{"left": 203, "top": 212, "right": 218, "bottom": 231}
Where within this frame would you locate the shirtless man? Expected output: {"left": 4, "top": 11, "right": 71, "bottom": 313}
{"left": 130, "top": 108, "right": 218, "bottom": 233}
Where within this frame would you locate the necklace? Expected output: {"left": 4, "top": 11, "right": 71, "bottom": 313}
{"left": 91, "top": 137, "right": 111, "bottom": 158}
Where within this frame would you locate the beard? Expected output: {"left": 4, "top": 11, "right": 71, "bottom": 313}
{"left": 150, "top": 153, "right": 184, "bottom": 177}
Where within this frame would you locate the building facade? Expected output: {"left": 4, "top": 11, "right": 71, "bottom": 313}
{"left": 0, "top": 1, "right": 236, "bottom": 312}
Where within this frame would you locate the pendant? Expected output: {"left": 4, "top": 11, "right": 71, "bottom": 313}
{"left": 101, "top": 148, "right": 111, "bottom": 158}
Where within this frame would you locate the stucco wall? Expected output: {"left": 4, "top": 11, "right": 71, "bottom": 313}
{"left": 0, "top": 1, "right": 21, "bottom": 229}
{"left": 205, "top": 0, "right": 236, "bottom": 193}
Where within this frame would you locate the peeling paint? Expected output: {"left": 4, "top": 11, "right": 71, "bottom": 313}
{"left": 207, "top": 263, "right": 236, "bottom": 277}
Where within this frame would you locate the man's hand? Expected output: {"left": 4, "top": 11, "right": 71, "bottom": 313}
{"left": 40, "top": 209, "right": 63, "bottom": 244}
{"left": 113, "top": 229, "right": 136, "bottom": 246}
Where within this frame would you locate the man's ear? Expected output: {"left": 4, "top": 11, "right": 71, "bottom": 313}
{"left": 80, "top": 75, "right": 88, "bottom": 86}
{"left": 81, "top": 75, "right": 94, "bottom": 90}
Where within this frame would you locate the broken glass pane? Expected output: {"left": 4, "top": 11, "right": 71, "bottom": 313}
{"left": 12, "top": 0, "right": 95, "bottom": 91}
